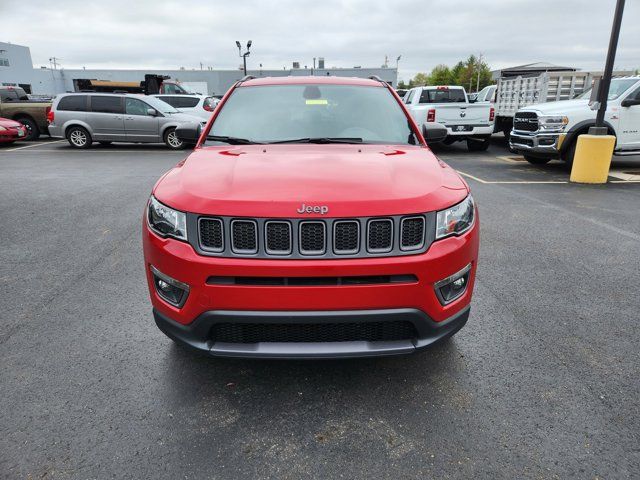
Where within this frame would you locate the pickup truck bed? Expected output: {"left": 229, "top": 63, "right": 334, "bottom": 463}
{"left": 0, "top": 87, "right": 51, "bottom": 140}
{"left": 403, "top": 85, "right": 494, "bottom": 151}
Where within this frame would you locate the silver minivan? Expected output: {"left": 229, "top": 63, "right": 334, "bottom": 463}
{"left": 48, "top": 93, "right": 205, "bottom": 149}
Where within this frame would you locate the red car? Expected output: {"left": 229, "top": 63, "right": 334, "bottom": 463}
{"left": 143, "top": 76, "right": 479, "bottom": 359}
{"left": 0, "top": 117, "right": 27, "bottom": 144}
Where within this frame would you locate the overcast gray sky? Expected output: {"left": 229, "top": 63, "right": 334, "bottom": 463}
{"left": 1, "top": 0, "right": 638, "bottom": 81}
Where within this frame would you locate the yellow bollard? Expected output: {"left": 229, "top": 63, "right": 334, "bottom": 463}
{"left": 569, "top": 134, "right": 616, "bottom": 184}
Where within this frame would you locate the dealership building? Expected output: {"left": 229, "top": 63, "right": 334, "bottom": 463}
{"left": 0, "top": 41, "right": 398, "bottom": 96}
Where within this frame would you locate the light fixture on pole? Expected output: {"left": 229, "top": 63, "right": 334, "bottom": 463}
{"left": 236, "top": 40, "right": 252, "bottom": 76}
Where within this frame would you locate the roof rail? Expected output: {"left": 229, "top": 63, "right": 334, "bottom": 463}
{"left": 239, "top": 75, "right": 256, "bottom": 83}
{"left": 368, "top": 75, "right": 384, "bottom": 83}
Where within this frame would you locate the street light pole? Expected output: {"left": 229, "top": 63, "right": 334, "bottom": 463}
{"left": 236, "top": 40, "right": 252, "bottom": 76}
{"left": 594, "top": 0, "right": 626, "bottom": 133}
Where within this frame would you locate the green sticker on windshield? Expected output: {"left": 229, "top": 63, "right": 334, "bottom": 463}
{"left": 305, "top": 99, "right": 328, "bottom": 105}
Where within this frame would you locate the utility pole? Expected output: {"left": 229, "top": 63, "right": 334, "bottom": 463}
{"left": 593, "top": 0, "right": 625, "bottom": 133}
{"left": 49, "top": 57, "right": 60, "bottom": 70}
{"left": 476, "top": 54, "right": 483, "bottom": 92}
{"left": 236, "top": 40, "right": 252, "bottom": 76}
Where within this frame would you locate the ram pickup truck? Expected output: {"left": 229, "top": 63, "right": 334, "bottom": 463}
{"left": 0, "top": 86, "right": 51, "bottom": 140}
{"left": 143, "top": 76, "right": 480, "bottom": 359}
{"left": 510, "top": 76, "right": 640, "bottom": 165}
{"left": 403, "top": 85, "right": 494, "bottom": 151}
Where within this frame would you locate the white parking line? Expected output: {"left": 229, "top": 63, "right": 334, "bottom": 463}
{"left": 456, "top": 170, "right": 568, "bottom": 185}
{"left": 3, "top": 140, "right": 66, "bottom": 152}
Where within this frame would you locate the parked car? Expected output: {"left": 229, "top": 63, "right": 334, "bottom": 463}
{"left": 510, "top": 76, "right": 640, "bottom": 165}
{"left": 0, "top": 86, "right": 51, "bottom": 140}
{"left": 0, "top": 117, "right": 28, "bottom": 144}
{"left": 47, "top": 93, "right": 206, "bottom": 149}
{"left": 143, "top": 75, "right": 479, "bottom": 359}
{"left": 403, "top": 85, "right": 494, "bottom": 151}
{"left": 153, "top": 94, "right": 218, "bottom": 120}
{"left": 471, "top": 85, "right": 496, "bottom": 104}
{"left": 493, "top": 67, "right": 633, "bottom": 140}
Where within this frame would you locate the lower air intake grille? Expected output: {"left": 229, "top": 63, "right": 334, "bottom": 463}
{"left": 401, "top": 217, "right": 425, "bottom": 249}
{"left": 368, "top": 219, "right": 393, "bottom": 252}
{"left": 231, "top": 220, "right": 257, "bottom": 253}
{"left": 199, "top": 218, "right": 223, "bottom": 251}
{"left": 211, "top": 321, "right": 418, "bottom": 343}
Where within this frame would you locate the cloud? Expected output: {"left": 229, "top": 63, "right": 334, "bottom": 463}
{"left": 1, "top": 0, "right": 638, "bottom": 81}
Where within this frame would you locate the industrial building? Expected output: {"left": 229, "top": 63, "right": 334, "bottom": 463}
{"left": 0, "top": 41, "right": 398, "bottom": 96}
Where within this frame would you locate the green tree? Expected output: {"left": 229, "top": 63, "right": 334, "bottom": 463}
{"left": 427, "top": 64, "right": 452, "bottom": 86}
{"left": 410, "top": 72, "right": 429, "bottom": 87}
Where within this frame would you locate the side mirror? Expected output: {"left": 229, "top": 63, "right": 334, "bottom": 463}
{"left": 468, "top": 94, "right": 477, "bottom": 103}
{"left": 175, "top": 122, "right": 202, "bottom": 144}
{"left": 621, "top": 98, "right": 640, "bottom": 108}
{"left": 422, "top": 122, "right": 448, "bottom": 144}
{"left": 147, "top": 108, "right": 158, "bottom": 116}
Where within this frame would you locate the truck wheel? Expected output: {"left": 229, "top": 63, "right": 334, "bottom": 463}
{"left": 467, "top": 137, "right": 491, "bottom": 152}
{"left": 164, "top": 128, "right": 185, "bottom": 149}
{"left": 16, "top": 117, "right": 39, "bottom": 141}
{"left": 523, "top": 154, "right": 551, "bottom": 165}
{"left": 66, "top": 126, "right": 92, "bottom": 149}
{"left": 561, "top": 140, "right": 577, "bottom": 169}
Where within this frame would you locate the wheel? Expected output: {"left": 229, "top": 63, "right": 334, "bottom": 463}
{"left": 164, "top": 128, "right": 184, "bottom": 150}
{"left": 561, "top": 139, "right": 577, "bottom": 169}
{"left": 16, "top": 117, "right": 39, "bottom": 141}
{"left": 467, "top": 137, "right": 491, "bottom": 152}
{"left": 66, "top": 126, "right": 92, "bottom": 149}
{"left": 502, "top": 126, "right": 511, "bottom": 142}
{"left": 523, "top": 154, "right": 551, "bottom": 165}
{"left": 98, "top": 141, "right": 112, "bottom": 146}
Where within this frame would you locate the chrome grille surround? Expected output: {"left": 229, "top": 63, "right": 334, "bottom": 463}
{"left": 188, "top": 213, "right": 435, "bottom": 259}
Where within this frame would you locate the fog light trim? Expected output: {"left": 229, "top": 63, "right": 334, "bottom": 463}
{"left": 150, "top": 265, "right": 190, "bottom": 308}
{"left": 434, "top": 263, "right": 472, "bottom": 305}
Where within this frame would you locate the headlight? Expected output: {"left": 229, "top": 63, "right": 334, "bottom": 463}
{"left": 147, "top": 195, "right": 187, "bottom": 241}
{"left": 436, "top": 195, "right": 475, "bottom": 240}
{"left": 0, "top": 126, "right": 6, "bottom": 131}
{"left": 538, "top": 115, "right": 569, "bottom": 130}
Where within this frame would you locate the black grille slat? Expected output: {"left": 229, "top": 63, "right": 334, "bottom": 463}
{"left": 514, "top": 111, "right": 538, "bottom": 132}
{"left": 334, "top": 221, "right": 359, "bottom": 253}
{"left": 300, "top": 222, "right": 325, "bottom": 254}
{"left": 199, "top": 218, "right": 223, "bottom": 251}
{"left": 231, "top": 220, "right": 257, "bottom": 253}
{"left": 401, "top": 217, "right": 425, "bottom": 250}
{"left": 368, "top": 219, "right": 393, "bottom": 252}
{"left": 265, "top": 222, "right": 291, "bottom": 254}
{"left": 211, "top": 321, "right": 418, "bottom": 343}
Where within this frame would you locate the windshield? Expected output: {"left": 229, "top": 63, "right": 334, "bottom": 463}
{"left": 206, "top": 84, "right": 416, "bottom": 145}
{"left": 144, "top": 96, "right": 180, "bottom": 113}
{"left": 577, "top": 78, "right": 639, "bottom": 100}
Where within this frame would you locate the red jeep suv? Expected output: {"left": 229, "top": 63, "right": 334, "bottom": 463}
{"left": 142, "top": 76, "right": 479, "bottom": 359}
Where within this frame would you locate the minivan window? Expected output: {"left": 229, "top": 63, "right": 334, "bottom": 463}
{"left": 90, "top": 96, "right": 123, "bottom": 114}
{"left": 125, "top": 98, "right": 152, "bottom": 116}
{"left": 176, "top": 97, "right": 200, "bottom": 108}
{"left": 58, "top": 95, "right": 88, "bottom": 111}
{"left": 208, "top": 84, "right": 416, "bottom": 145}
{"left": 419, "top": 88, "right": 466, "bottom": 103}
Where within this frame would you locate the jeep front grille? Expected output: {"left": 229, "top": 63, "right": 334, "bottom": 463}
{"left": 193, "top": 213, "right": 434, "bottom": 259}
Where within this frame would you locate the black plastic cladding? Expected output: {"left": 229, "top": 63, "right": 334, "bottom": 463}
{"left": 188, "top": 212, "right": 436, "bottom": 259}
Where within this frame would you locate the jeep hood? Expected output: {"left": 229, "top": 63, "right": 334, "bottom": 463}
{"left": 153, "top": 144, "right": 468, "bottom": 217}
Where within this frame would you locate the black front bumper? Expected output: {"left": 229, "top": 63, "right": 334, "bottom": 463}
{"left": 154, "top": 306, "right": 470, "bottom": 359}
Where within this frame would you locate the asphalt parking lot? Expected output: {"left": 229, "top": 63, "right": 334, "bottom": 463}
{"left": 1, "top": 138, "right": 639, "bottom": 479}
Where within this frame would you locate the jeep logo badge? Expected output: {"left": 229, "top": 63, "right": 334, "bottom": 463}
{"left": 297, "top": 203, "right": 329, "bottom": 215}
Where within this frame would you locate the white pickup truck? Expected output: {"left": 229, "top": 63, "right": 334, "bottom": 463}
{"left": 510, "top": 76, "right": 640, "bottom": 165}
{"left": 403, "top": 85, "right": 495, "bottom": 151}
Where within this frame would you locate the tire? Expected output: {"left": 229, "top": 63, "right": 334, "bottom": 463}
{"left": 66, "top": 126, "right": 92, "bottom": 149}
{"left": 467, "top": 137, "right": 491, "bottom": 152}
{"left": 16, "top": 117, "right": 39, "bottom": 141}
{"left": 98, "top": 141, "right": 112, "bottom": 146}
{"left": 502, "top": 126, "right": 511, "bottom": 142}
{"left": 523, "top": 154, "right": 551, "bottom": 165}
{"left": 561, "top": 139, "right": 577, "bottom": 169}
{"left": 164, "top": 128, "right": 184, "bottom": 150}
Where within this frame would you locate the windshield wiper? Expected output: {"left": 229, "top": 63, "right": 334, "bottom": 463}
{"left": 207, "top": 135, "right": 262, "bottom": 145}
{"left": 268, "top": 137, "right": 363, "bottom": 144}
